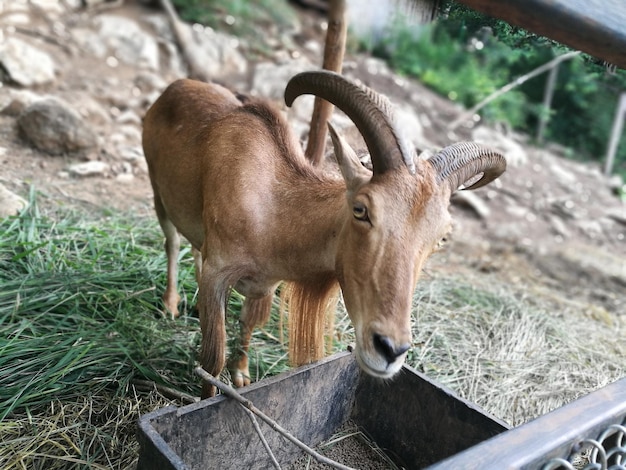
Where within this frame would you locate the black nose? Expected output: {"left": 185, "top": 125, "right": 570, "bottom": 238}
{"left": 373, "top": 334, "right": 410, "bottom": 364}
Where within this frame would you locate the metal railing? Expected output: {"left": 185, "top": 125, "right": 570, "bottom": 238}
{"left": 428, "top": 377, "right": 626, "bottom": 470}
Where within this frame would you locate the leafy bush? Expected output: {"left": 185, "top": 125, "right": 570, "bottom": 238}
{"left": 172, "top": 0, "right": 296, "bottom": 47}
{"left": 371, "top": 4, "right": 626, "bottom": 177}
{"left": 376, "top": 21, "right": 528, "bottom": 128}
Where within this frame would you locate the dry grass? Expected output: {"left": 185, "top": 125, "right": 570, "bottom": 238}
{"left": 0, "top": 391, "right": 170, "bottom": 470}
{"left": 288, "top": 420, "right": 402, "bottom": 470}
{"left": 0, "top": 198, "right": 288, "bottom": 469}
{"left": 409, "top": 273, "right": 626, "bottom": 426}
{"left": 329, "top": 272, "right": 625, "bottom": 429}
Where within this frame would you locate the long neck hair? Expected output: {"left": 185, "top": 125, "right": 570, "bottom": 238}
{"left": 281, "top": 276, "right": 341, "bottom": 367}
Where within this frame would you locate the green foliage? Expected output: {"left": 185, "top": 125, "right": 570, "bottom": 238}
{"left": 372, "top": 4, "right": 626, "bottom": 178}
{"left": 374, "top": 21, "right": 528, "bottom": 128}
{"left": 0, "top": 194, "right": 290, "bottom": 467}
{"left": 0, "top": 192, "right": 294, "bottom": 424}
{"left": 172, "top": 0, "right": 296, "bottom": 47}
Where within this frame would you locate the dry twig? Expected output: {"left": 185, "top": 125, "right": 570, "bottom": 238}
{"left": 242, "top": 406, "right": 282, "bottom": 469}
{"left": 132, "top": 379, "right": 199, "bottom": 405}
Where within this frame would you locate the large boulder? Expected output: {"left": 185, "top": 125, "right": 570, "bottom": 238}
{"left": 18, "top": 98, "right": 98, "bottom": 155}
{"left": 74, "top": 15, "right": 160, "bottom": 70}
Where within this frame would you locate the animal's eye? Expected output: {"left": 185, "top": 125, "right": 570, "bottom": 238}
{"left": 353, "top": 202, "right": 369, "bottom": 221}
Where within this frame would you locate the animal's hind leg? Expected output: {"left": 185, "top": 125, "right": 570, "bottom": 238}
{"left": 198, "top": 263, "right": 229, "bottom": 398}
{"left": 227, "top": 294, "right": 273, "bottom": 388}
{"left": 154, "top": 193, "right": 181, "bottom": 318}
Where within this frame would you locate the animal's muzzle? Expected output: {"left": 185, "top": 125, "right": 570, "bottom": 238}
{"left": 373, "top": 333, "right": 411, "bottom": 365}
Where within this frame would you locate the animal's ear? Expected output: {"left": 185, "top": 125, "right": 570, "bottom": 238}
{"left": 327, "top": 122, "right": 371, "bottom": 191}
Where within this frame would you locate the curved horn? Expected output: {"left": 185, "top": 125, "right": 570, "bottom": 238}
{"left": 285, "top": 70, "right": 415, "bottom": 175}
{"left": 427, "top": 142, "right": 506, "bottom": 192}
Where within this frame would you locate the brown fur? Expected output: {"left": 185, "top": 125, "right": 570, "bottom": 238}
{"left": 281, "top": 278, "right": 341, "bottom": 367}
{"left": 142, "top": 77, "right": 499, "bottom": 398}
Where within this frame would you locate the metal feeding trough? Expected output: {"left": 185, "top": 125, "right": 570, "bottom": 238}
{"left": 136, "top": 351, "right": 508, "bottom": 469}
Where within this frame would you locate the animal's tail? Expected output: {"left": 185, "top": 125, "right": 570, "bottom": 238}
{"left": 281, "top": 278, "right": 340, "bottom": 367}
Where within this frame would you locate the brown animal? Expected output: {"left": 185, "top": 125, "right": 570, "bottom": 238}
{"left": 142, "top": 71, "right": 506, "bottom": 397}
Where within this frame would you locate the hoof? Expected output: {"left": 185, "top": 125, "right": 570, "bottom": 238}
{"left": 163, "top": 292, "right": 181, "bottom": 319}
{"left": 230, "top": 369, "right": 251, "bottom": 388}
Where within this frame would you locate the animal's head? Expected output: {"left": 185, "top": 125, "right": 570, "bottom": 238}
{"left": 285, "top": 71, "right": 505, "bottom": 379}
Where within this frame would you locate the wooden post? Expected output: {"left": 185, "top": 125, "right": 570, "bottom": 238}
{"left": 305, "top": 0, "right": 347, "bottom": 166}
{"left": 536, "top": 62, "right": 559, "bottom": 143}
{"left": 604, "top": 92, "right": 626, "bottom": 176}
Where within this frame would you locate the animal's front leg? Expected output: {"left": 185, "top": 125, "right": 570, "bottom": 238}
{"left": 197, "top": 263, "right": 228, "bottom": 399}
{"left": 227, "top": 294, "right": 273, "bottom": 388}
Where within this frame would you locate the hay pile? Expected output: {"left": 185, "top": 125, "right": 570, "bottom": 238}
{"left": 409, "top": 274, "right": 625, "bottom": 426}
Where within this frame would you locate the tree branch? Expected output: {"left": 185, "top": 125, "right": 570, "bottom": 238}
{"left": 305, "top": 0, "right": 348, "bottom": 166}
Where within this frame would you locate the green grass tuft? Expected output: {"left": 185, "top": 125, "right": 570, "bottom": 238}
{"left": 0, "top": 198, "right": 204, "bottom": 422}
{"left": 0, "top": 194, "right": 293, "bottom": 468}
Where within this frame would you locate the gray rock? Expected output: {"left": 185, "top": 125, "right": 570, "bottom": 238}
{"left": 574, "top": 219, "right": 604, "bottom": 239}
{"left": 134, "top": 72, "right": 167, "bottom": 93}
{"left": 472, "top": 126, "right": 528, "bottom": 167}
{"left": 536, "top": 242, "right": 626, "bottom": 290}
{"left": 72, "top": 28, "right": 108, "bottom": 58}
{"left": 144, "top": 15, "right": 247, "bottom": 82}
{"left": 68, "top": 161, "right": 110, "bottom": 177}
{"left": 118, "top": 145, "right": 144, "bottom": 163}
{"left": 0, "top": 89, "right": 41, "bottom": 116}
{"left": 251, "top": 59, "right": 314, "bottom": 100}
{"left": 606, "top": 207, "right": 626, "bottom": 226}
{"left": 0, "top": 184, "right": 27, "bottom": 218}
{"left": 548, "top": 215, "right": 571, "bottom": 239}
{"left": 116, "top": 173, "right": 135, "bottom": 184}
{"left": 394, "top": 103, "right": 425, "bottom": 151}
{"left": 116, "top": 110, "right": 142, "bottom": 126}
{"left": 18, "top": 98, "right": 98, "bottom": 155}
{"left": 185, "top": 25, "right": 248, "bottom": 82}
{"left": 94, "top": 15, "right": 160, "bottom": 70}
{"left": 548, "top": 161, "right": 577, "bottom": 187}
{"left": 0, "top": 37, "right": 56, "bottom": 86}
{"left": 452, "top": 191, "right": 491, "bottom": 219}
